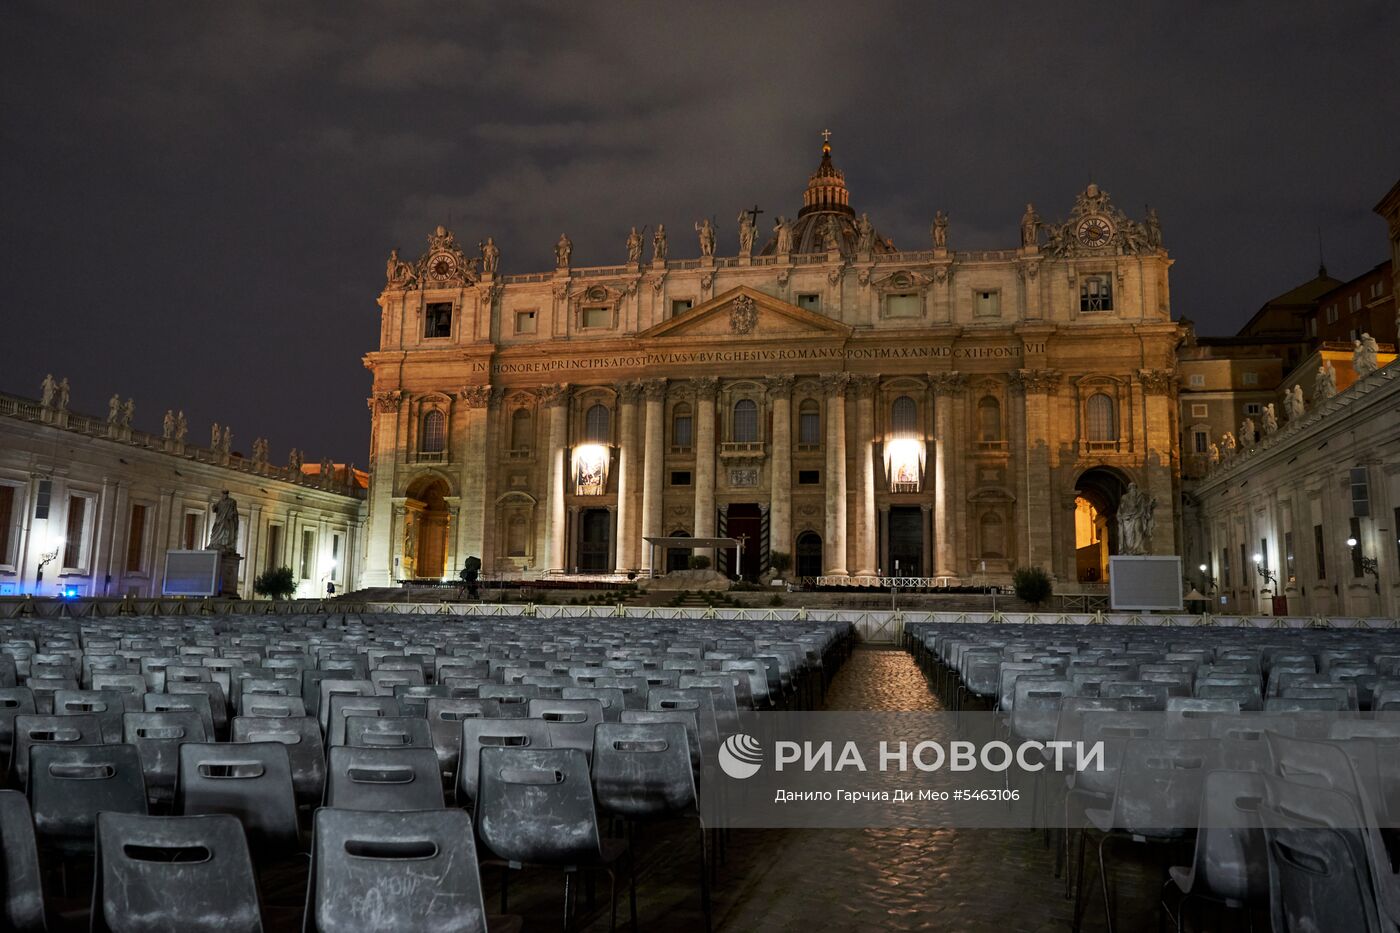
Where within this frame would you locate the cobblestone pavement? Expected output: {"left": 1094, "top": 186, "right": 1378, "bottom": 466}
{"left": 531, "top": 644, "right": 1161, "bottom": 933}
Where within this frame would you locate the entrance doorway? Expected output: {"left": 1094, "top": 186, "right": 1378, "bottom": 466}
{"left": 888, "top": 506, "right": 924, "bottom": 577}
{"left": 577, "top": 508, "right": 611, "bottom": 572}
{"left": 795, "top": 531, "right": 823, "bottom": 579}
{"left": 406, "top": 477, "right": 451, "bottom": 579}
{"left": 665, "top": 531, "right": 692, "bottom": 573}
{"left": 1074, "top": 467, "right": 1129, "bottom": 583}
{"left": 724, "top": 503, "right": 763, "bottom": 581}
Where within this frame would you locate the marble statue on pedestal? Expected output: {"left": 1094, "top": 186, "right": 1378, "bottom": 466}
{"left": 625, "top": 227, "right": 643, "bottom": 264}
{"left": 175, "top": 410, "right": 187, "bottom": 443}
{"left": 1261, "top": 404, "right": 1278, "bottom": 437}
{"left": 1313, "top": 360, "right": 1337, "bottom": 402}
{"left": 1282, "top": 384, "right": 1304, "bottom": 422}
{"left": 108, "top": 395, "right": 121, "bottom": 426}
{"left": 41, "top": 374, "right": 56, "bottom": 408}
{"left": 737, "top": 211, "right": 755, "bottom": 257}
{"left": 773, "top": 216, "right": 792, "bottom": 254}
{"left": 207, "top": 491, "right": 239, "bottom": 553}
{"left": 163, "top": 410, "right": 175, "bottom": 440}
{"left": 480, "top": 237, "right": 500, "bottom": 275}
{"left": 120, "top": 399, "right": 134, "bottom": 429}
{"left": 695, "top": 218, "right": 715, "bottom": 258}
{"left": 56, "top": 379, "right": 69, "bottom": 412}
{"left": 931, "top": 211, "right": 949, "bottom": 249}
{"left": 856, "top": 213, "right": 874, "bottom": 253}
{"left": 1116, "top": 482, "right": 1157, "bottom": 556}
{"left": 1220, "top": 432, "right": 1237, "bottom": 462}
{"left": 554, "top": 234, "right": 572, "bottom": 268}
{"left": 1020, "top": 204, "right": 1040, "bottom": 247}
{"left": 1240, "top": 418, "right": 1255, "bottom": 447}
{"left": 652, "top": 225, "right": 667, "bottom": 262}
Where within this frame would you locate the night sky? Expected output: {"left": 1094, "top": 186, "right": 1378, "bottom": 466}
{"left": 3, "top": 2, "right": 1397, "bottom": 465}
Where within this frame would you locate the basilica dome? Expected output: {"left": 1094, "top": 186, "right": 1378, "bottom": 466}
{"left": 760, "top": 136, "right": 898, "bottom": 257}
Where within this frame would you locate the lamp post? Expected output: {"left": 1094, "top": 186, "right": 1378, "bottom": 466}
{"left": 34, "top": 538, "right": 62, "bottom": 596}
{"left": 1197, "top": 562, "right": 1216, "bottom": 594}
{"left": 1346, "top": 536, "right": 1380, "bottom": 593}
{"left": 1253, "top": 553, "right": 1276, "bottom": 615}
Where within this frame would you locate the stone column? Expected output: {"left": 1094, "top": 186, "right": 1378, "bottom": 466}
{"left": 766, "top": 375, "right": 794, "bottom": 562}
{"left": 1137, "top": 369, "right": 1178, "bottom": 556}
{"left": 853, "top": 375, "right": 878, "bottom": 575}
{"left": 614, "top": 382, "right": 642, "bottom": 572}
{"left": 1016, "top": 369, "right": 1060, "bottom": 572}
{"left": 931, "top": 372, "right": 965, "bottom": 578}
{"left": 822, "top": 372, "right": 851, "bottom": 576}
{"left": 692, "top": 377, "right": 719, "bottom": 563}
{"left": 363, "top": 391, "right": 403, "bottom": 586}
{"left": 541, "top": 383, "right": 570, "bottom": 572}
{"left": 458, "top": 384, "right": 492, "bottom": 568}
{"left": 639, "top": 379, "right": 667, "bottom": 573}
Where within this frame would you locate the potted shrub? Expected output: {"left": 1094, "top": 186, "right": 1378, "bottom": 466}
{"left": 253, "top": 566, "right": 296, "bottom": 601}
{"left": 1011, "top": 566, "right": 1053, "bottom": 607}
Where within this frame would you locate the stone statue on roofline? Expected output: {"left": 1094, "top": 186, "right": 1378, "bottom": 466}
{"left": 554, "top": 233, "right": 572, "bottom": 268}
{"left": 108, "top": 394, "right": 121, "bottom": 426}
{"left": 695, "top": 217, "right": 716, "bottom": 259}
{"left": 773, "top": 216, "right": 792, "bottom": 254}
{"left": 1239, "top": 418, "right": 1255, "bottom": 448}
{"left": 1207, "top": 442, "right": 1220, "bottom": 470}
{"left": 56, "top": 378, "right": 69, "bottom": 412}
{"left": 1313, "top": 359, "right": 1337, "bottom": 402}
{"left": 1020, "top": 204, "right": 1040, "bottom": 248}
{"left": 652, "top": 224, "right": 667, "bottom": 262}
{"left": 1353, "top": 333, "right": 1379, "bottom": 378}
{"left": 120, "top": 398, "right": 134, "bottom": 429}
{"left": 1261, "top": 404, "right": 1278, "bottom": 437}
{"left": 1220, "top": 431, "right": 1237, "bottom": 462}
{"left": 1282, "top": 384, "right": 1304, "bottom": 422}
{"left": 737, "top": 211, "right": 755, "bottom": 257}
{"left": 625, "top": 226, "right": 643, "bottom": 264}
{"left": 163, "top": 410, "right": 175, "bottom": 440}
{"left": 175, "top": 410, "right": 187, "bottom": 443}
{"left": 931, "top": 210, "right": 949, "bottom": 250}
{"left": 41, "top": 374, "right": 56, "bottom": 408}
{"left": 856, "top": 212, "right": 874, "bottom": 253}
{"left": 479, "top": 237, "right": 500, "bottom": 275}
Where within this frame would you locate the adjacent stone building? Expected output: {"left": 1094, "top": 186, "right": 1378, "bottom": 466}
{"left": 0, "top": 390, "right": 364, "bottom": 599}
{"left": 362, "top": 139, "right": 1184, "bottom": 588}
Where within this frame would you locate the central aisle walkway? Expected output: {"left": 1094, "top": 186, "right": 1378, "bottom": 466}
{"left": 705, "top": 645, "right": 1078, "bottom": 933}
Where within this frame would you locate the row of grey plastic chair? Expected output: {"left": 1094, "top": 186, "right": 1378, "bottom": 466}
{"left": 3, "top": 720, "right": 703, "bottom": 931}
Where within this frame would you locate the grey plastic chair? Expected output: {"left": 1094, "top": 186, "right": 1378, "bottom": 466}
{"left": 325, "top": 745, "right": 445, "bottom": 811}
{"left": 123, "top": 710, "right": 209, "bottom": 808}
{"left": 0, "top": 790, "right": 46, "bottom": 931}
{"left": 144, "top": 691, "right": 216, "bottom": 743}
{"left": 1167, "top": 769, "right": 1269, "bottom": 929}
{"left": 326, "top": 695, "right": 401, "bottom": 747}
{"left": 176, "top": 741, "right": 301, "bottom": 855}
{"left": 456, "top": 718, "right": 552, "bottom": 809}
{"left": 52, "top": 688, "right": 126, "bottom": 742}
{"left": 28, "top": 742, "right": 147, "bottom": 857}
{"left": 476, "top": 745, "right": 626, "bottom": 930}
{"left": 92, "top": 811, "right": 263, "bottom": 933}
{"left": 343, "top": 715, "right": 432, "bottom": 750}
{"left": 239, "top": 692, "right": 307, "bottom": 719}
{"left": 9, "top": 712, "right": 103, "bottom": 789}
{"left": 231, "top": 715, "right": 326, "bottom": 809}
{"left": 305, "top": 807, "right": 489, "bottom": 932}
{"left": 528, "top": 697, "right": 604, "bottom": 755}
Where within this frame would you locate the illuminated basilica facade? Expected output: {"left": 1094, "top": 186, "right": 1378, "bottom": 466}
{"left": 361, "top": 140, "right": 1184, "bottom": 587}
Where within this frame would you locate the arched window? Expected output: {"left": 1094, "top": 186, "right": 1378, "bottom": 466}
{"left": 978, "top": 396, "right": 1001, "bottom": 442}
{"left": 510, "top": 409, "right": 532, "bottom": 451}
{"left": 584, "top": 403, "right": 610, "bottom": 443}
{"left": 1086, "top": 393, "right": 1117, "bottom": 442}
{"left": 980, "top": 511, "right": 1005, "bottom": 559}
{"left": 671, "top": 403, "right": 693, "bottom": 450}
{"left": 798, "top": 399, "right": 821, "bottom": 446}
{"left": 732, "top": 399, "right": 758, "bottom": 443}
{"left": 420, "top": 410, "right": 445, "bottom": 453}
{"left": 891, "top": 395, "right": 917, "bottom": 438}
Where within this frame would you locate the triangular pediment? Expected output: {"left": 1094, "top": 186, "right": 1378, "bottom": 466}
{"left": 639, "top": 286, "right": 853, "bottom": 340}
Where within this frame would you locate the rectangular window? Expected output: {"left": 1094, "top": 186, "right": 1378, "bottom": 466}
{"left": 63, "top": 495, "right": 87, "bottom": 569}
{"left": 1350, "top": 467, "right": 1369, "bottom": 517}
{"left": 672, "top": 413, "right": 692, "bottom": 450}
{"left": 1079, "top": 274, "right": 1113, "bottom": 312}
{"left": 1188, "top": 374, "right": 1205, "bottom": 388}
{"left": 974, "top": 290, "right": 1000, "bottom": 318}
{"left": 1242, "top": 372, "right": 1259, "bottom": 386}
{"left": 1325, "top": 305, "right": 1338, "bottom": 324}
{"left": 34, "top": 479, "right": 51, "bottom": 520}
{"left": 1284, "top": 530, "right": 1296, "bottom": 583}
{"left": 798, "top": 470, "right": 821, "bottom": 485}
{"left": 1314, "top": 524, "right": 1326, "bottom": 580}
{"left": 0, "top": 485, "right": 13, "bottom": 565}
{"left": 1348, "top": 294, "right": 1362, "bottom": 313}
{"left": 885, "top": 293, "right": 920, "bottom": 318}
{"left": 796, "top": 294, "right": 821, "bottom": 311}
{"left": 670, "top": 299, "right": 693, "bottom": 317}
{"left": 581, "top": 307, "right": 610, "bottom": 329}
{"left": 1190, "top": 403, "right": 1208, "bottom": 417}
{"left": 331, "top": 533, "right": 343, "bottom": 583}
{"left": 1350, "top": 517, "right": 1363, "bottom": 578}
{"left": 1245, "top": 403, "right": 1261, "bottom": 416}
{"left": 669, "top": 471, "right": 691, "bottom": 487}
{"left": 266, "top": 524, "right": 283, "bottom": 573}
{"left": 1371, "top": 281, "right": 1385, "bottom": 298}
{"left": 183, "top": 513, "right": 199, "bottom": 550}
{"left": 1193, "top": 430, "right": 1209, "bottom": 453}
{"left": 1221, "top": 547, "right": 1231, "bottom": 588}
{"left": 798, "top": 408, "right": 820, "bottom": 446}
{"left": 300, "top": 529, "right": 316, "bottom": 580}
{"left": 1307, "top": 318, "right": 1318, "bottom": 337}
{"left": 1239, "top": 544, "right": 1247, "bottom": 590}
{"left": 514, "top": 310, "right": 537, "bottom": 334}
{"left": 424, "top": 302, "right": 452, "bottom": 338}
{"left": 125, "top": 504, "right": 147, "bottom": 573}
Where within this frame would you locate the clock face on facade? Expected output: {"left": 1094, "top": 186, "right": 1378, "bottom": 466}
{"left": 1075, "top": 215, "right": 1114, "bottom": 248}
{"left": 428, "top": 253, "right": 457, "bottom": 280}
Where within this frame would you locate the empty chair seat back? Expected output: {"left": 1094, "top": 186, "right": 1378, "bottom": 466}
{"left": 592, "top": 721, "right": 697, "bottom": 819}
{"left": 426, "top": 698, "right": 502, "bottom": 780}
{"left": 144, "top": 691, "right": 216, "bottom": 742}
{"left": 167, "top": 681, "right": 229, "bottom": 736}
{"left": 29, "top": 743, "right": 147, "bottom": 856}
{"left": 316, "top": 679, "right": 376, "bottom": 732}
{"left": 561, "top": 686, "right": 626, "bottom": 722}
{"left": 308, "top": 807, "right": 485, "bottom": 933}
{"left": 53, "top": 688, "right": 126, "bottom": 743}
{"left": 476, "top": 746, "right": 605, "bottom": 867}
{"left": 0, "top": 687, "right": 37, "bottom": 775}
{"left": 231, "top": 715, "right": 326, "bottom": 809}
{"left": 123, "top": 710, "right": 209, "bottom": 806}
{"left": 325, "top": 745, "right": 445, "bottom": 812}
{"left": 327, "top": 695, "right": 401, "bottom": 747}
{"left": 92, "top": 811, "right": 263, "bottom": 933}
{"left": 477, "top": 683, "right": 539, "bottom": 716}
{"left": 456, "top": 717, "right": 552, "bottom": 808}
{"left": 176, "top": 741, "right": 300, "bottom": 854}
{"left": 10, "top": 712, "right": 102, "bottom": 789}
{"left": 0, "top": 790, "right": 47, "bottom": 932}
{"left": 344, "top": 715, "right": 432, "bottom": 749}
{"left": 239, "top": 692, "right": 307, "bottom": 719}
{"left": 528, "top": 697, "right": 604, "bottom": 753}
{"left": 392, "top": 684, "right": 452, "bottom": 718}
{"left": 90, "top": 673, "right": 149, "bottom": 708}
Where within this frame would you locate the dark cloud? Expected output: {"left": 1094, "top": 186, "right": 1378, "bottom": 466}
{"left": 2, "top": 0, "right": 1397, "bottom": 462}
